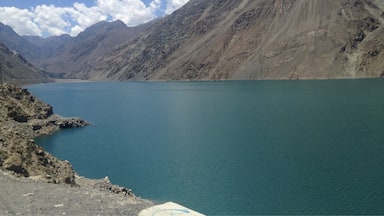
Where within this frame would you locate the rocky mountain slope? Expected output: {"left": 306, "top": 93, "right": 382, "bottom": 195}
{"left": 23, "top": 34, "right": 72, "bottom": 74}
{"left": 80, "top": 0, "right": 384, "bottom": 80}
{"left": 0, "top": 23, "right": 40, "bottom": 61}
{"left": 0, "top": 43, "right": 51, "bottom": 85}
{"left": 2, "top": 0, "right": 383, "bottom": 81}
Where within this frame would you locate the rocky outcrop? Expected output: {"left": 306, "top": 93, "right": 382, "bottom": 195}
{"left": 0, "top": 83, "right": 152, "bottom": 214}
{"left": 0, "top": 83, "right": 88, "bottom": 184}
{"left": 0, "top": 132, "right": 76, "bottom": 184}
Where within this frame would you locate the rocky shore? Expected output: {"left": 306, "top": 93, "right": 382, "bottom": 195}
{"left": 0, "top": 83, "right": 153, "bottom": 214}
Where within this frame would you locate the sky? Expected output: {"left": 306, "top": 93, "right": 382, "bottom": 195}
{"left": 0, "top": 0, "right": 189, "bottom": 37}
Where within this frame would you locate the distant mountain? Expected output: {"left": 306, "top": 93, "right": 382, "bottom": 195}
{"left": 0, "top": 43, "right": 51, "bottom": 85}
{"left": 24, "top": 20, "right": 154, "bottom": 79}
{"left": 0, "top": 23, "right": 41, "bottom": 61}
{"left": 24, "top": 34, "right": 72, "bottom": 60}
{"left": 80, "top": 0, "right": 384, "bottom": 80}
{"left": 0, "top": 20, "right": 154, "bottom": 79}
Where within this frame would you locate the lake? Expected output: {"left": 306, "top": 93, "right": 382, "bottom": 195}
{"left": 29, "top": 80, "right": 384, "bottom": 215}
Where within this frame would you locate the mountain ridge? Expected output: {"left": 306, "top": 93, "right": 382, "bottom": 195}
{"left": 1, "top": 0, "right": 384, "bottom": 81}
{"left": 0, "top": 23, "right": 41, "bottom": 61}
{"left": 80, "top": 0, "right": 384, "bottom": 81}
{"left": 0, "top": 20, "right": 154, "bottom": 80}
{"left": 0, "top": 43, "right": 51, "bottom": 85}
{"left": 25, "top": 20, "right": 155, "bottom": 79}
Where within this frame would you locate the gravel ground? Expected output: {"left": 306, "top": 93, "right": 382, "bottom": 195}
{"left": 0, "top": 170, "right": 153, "bottom": 215}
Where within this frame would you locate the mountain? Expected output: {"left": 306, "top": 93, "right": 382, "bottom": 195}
{"left": 0, "top": 43, "right": 51, "bottom": 85}
{"left": 0, "top": 20, "right": 153, "bottom": 79}
{"left": 0, "top": 23, "right": 41, "bottom": 61}
{"left": 24, "top": 34, "right": 72, "bottom": 61}
{"left": 24, "top": 20, "right": 154, "bottom": 79}
{"left": 2, "top": 0, "right": 383, "bottom": 81}
{"left": 80, "top": 0, "right": 384, "bottom": 81}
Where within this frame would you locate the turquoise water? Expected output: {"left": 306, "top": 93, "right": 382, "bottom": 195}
{"left": 30, "top": 80, "right": 384, "bottom": 215}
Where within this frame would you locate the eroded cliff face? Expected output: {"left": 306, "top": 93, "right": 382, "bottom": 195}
{"left": 81, "top": 0, "right": 384, "bottom": 81}
{"left": 0, "top": 84, "right": 88, "bottom": 184}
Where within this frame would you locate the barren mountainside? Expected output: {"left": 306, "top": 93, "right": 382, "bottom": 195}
{"left": 81, "top": 0, "right": 384, "bottom": 81}
{"left": 1, "top": 0, "right": 383, "bottom": 81}
{"left": 29, "top": 20, "right": 154, "bottom": 79}
{"left": 0, "top": 23, "right": 41, "bottom": 61}
{"left": 0, "top": 20, "right": 153, "bottom": 80}
{"left": 0, "top": 43, "right": 51, "bottom": 85}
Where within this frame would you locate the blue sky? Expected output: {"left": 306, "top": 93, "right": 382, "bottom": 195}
{"left": 0, "top": 0, "right": 156, "bottom": 9}
{"left": 0, "top": 0, "right": 189, "bottom": 37}
{"left": 0, "top": 0, "right": 84, "bottom": 8}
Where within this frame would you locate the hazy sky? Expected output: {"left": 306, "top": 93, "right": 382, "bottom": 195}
{"left": 0, "top": 0, "right": 189, "bottom": 37}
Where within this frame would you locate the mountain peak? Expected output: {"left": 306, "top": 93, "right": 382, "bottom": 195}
{"left": 82, "top": 20, "right": 128, "bottom": 34}
{"left": 111, "top": 20, "right": 127, "bottom": 27}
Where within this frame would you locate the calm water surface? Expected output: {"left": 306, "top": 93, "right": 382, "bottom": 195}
{"left": 29, "top": 80, "right": 384, "bottom": 215}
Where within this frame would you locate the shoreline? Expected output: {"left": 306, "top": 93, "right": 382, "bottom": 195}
{"left": 0, "top": 83, "right": 154, "bottom": 215}
{"left": 49, "top": 77, "right": 384, "bottom": 84}
{"left": 53, "top": 78, "right": 91, "bottom": 83}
